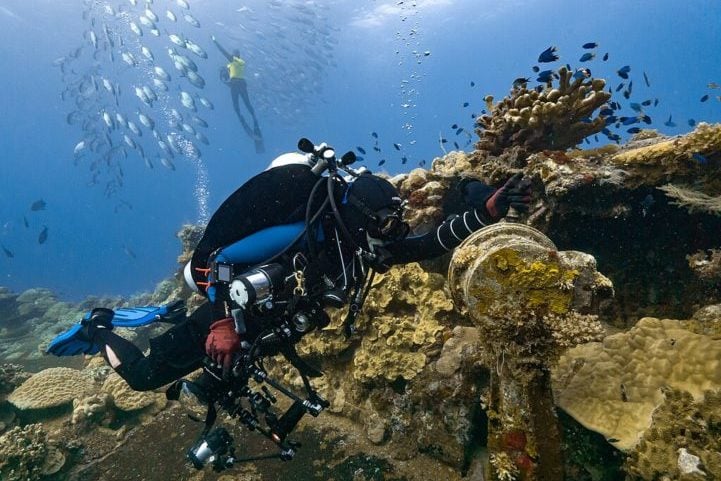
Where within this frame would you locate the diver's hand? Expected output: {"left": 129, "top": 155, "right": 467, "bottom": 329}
{"left": 205, "top": 318, "right": 240, "bottom": 376}
{"left": 485, "top": 173, "right": 532, "bottom": 221}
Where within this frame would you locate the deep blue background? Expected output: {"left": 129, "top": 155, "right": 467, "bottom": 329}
{"left": 0, "top": 0, "right": 719, "bottom": 300}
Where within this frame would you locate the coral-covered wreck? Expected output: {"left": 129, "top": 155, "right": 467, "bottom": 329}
{"left": 1, "top": 69, "right": 720, "bottom": 481}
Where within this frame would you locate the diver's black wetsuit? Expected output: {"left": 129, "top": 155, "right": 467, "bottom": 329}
{"left": 94, "top": 163, "right": 496, "bottom": 391}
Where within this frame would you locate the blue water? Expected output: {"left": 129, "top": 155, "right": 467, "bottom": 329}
{"left": 0, "top": 0, "right": 719, "bottom": 300}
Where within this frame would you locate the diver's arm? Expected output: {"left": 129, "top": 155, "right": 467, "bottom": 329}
{"left": 384, "top": 208, "right": 493, "bottom": 264}
{"left": 386, "top": 175, "right": 532, "bottom": 264}
{"left": 211, "top": 35, "right": 233, "bottom": 61}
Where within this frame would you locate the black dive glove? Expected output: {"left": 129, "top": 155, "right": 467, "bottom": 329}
{"left": 483, "top": 173, "right": 532, "bottom": 221}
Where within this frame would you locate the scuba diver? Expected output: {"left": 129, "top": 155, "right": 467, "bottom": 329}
{"left": 48, "top": 138, "right": 532, "bottom": 469}
{"left": 212, "top": 34, "right": 265, "bottom": 154}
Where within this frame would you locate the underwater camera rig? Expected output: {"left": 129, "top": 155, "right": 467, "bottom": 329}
{"left": 167, "top": 315, "right": 331, "bottom": 472}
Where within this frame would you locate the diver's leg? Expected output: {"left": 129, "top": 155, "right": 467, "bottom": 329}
{"left": 231, "top": 82, "right": 254, "bottom": 137}
{"left": 238, "top": 80, "right": 261, "bottom": 135}
{"left": 94, "top": 303, "right": 214, "bottom": 391}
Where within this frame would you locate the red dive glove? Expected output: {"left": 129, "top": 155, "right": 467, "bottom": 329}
{"left": 205, "top": 318, "right": 241, "bottom": 375}
{"left": 484, "top": 173, "right": 533, "bottom": 221}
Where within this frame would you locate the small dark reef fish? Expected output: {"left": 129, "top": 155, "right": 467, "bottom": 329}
{"left": 31, "top": 199, "right": 46, "bottom": 211}
{"left": 38, "top": 226, "right": 48, "bottom": 244}
{"left": 538, "top": 46, "right": 559, "bottom": 63}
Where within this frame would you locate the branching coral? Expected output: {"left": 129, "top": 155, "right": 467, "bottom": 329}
{"left": 659, "top": 183, "right": 721, "bottom": 215}
{"left": 0, "top": 364, "right": 30, "bottom": 397}
{"left": 0, "top": 424, "right": 51, "bottom": 481}
{"left": 476, "top": 67, "right": 610, "bottom": 155}
{"left": 490, "top": 451, "right": 520, "bottom": 481}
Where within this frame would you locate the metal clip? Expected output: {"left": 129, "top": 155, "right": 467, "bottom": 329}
{"left": 293, "top": 270, "right": 306, "bottom": 296}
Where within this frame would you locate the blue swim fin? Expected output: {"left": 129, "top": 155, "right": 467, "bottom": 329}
{"left": 111, "top": 300, "right": 186, "bottom": 327}
{"left": 46, "top": 301, "right": 186, "bottom": 357}
{"left": 46, "top": 307, "right": 114, "bottom": 357}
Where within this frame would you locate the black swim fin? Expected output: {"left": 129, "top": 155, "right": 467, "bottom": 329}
{"left": 253, "top": 125, "right": 265, "bottom": 154}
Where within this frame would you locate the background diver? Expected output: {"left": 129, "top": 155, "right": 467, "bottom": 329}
{"left": 48, "top": 138, "right": 532, "bottom": 467}
{"left": 212, "top": 34, "right": 264, "bottom": 154}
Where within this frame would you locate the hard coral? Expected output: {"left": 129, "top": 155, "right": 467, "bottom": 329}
{"left": 476, "top": 67, "right": 610, "bottom": 155}
{"left": 101, "top": 372, "right": 164, "bottom": 412}
{"left": 0, "top": 364, "right": 30, "bottom": 396}
{"left": 610, "top": 122, "right": 721, "bottom": 185}
{"left": 351, "top": 263, "right": 455, "bottom": 384}
{"left": 7, "top": 367, "right": 94, "bottom": 411}
{"left": 553, "top": 317, "right": 721, "bottom": 451}
{"left": 624, "top": 388, "right": 721, "bottom": 480}
{"left": 0, "top": 424, "right": 50, "bottom": 481}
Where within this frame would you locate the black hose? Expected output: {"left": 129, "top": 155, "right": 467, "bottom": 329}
{"left": 327, "top": 173, "right": 359, "bottom": 250}
{"left": 305, "top": 175, "right": 330, "bottom": 263}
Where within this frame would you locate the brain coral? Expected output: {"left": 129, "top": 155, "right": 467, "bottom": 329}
{"left": 7, "top": 367, "right": 94, "bottom": 410}
{"left": 553, "top": 317, "right": 721, "bottom": 451}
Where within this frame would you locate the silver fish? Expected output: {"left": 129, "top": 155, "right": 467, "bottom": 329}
{"left": 176, "top": 54, "right": 198, "bottom": 72}
{"left": 127, "top": 121, "right": 141, "bottom": 136}
{"left": 158, "top": 140, "right": 171, "bottom": 154}
{"left": 166, "top": 10, "right": 177, "bottom": 22}
{"left": 176, "top": 0, "right": 190, "bottom": 10}
{"left": 181, "top": 122, "right": 196, "bottom": 135}
{"left": 121, "top": 51, "right": 138, "bottom": 66}
{"left": 88, "top": 30, "right": 98, "bottom": 49}
{"left": 191, "top": 115, "right": 208, "bottom": 127}
{"left": 184, "top": 13, "right": 200, "bottom": 28}
{"left": 74, "top": 140, "right": 87, "bottom": 155}
{"left": 138, "top": 112, "right": 155, "bottom": 129}
{"left": 159, "top": 157, "right": 176, "bottom": 170}
{"left": 115, "top": 113, "right": 127, "bottom": 127}
{"left": 167, "top": 133, "right": 182, "bottom": 153}
{"left": 102, "top": 111, "right": 114, "bottom": 128}
{"left": 134, "top": 86, "right": 151, "bottom": 106}
{"left": 152, "top": 78, "right": 168, "bottom": 91}
{"left": 142, "top": 85, "right": 157, "bottom": 101}
{"left": 141, "top": 46, "right": 154, "bottom": 61}
{"left": 185, "top": 40, "right": 207, "bottom": 59}
{"left": 138, "top": 15, "right": 155, "bottom": 28}
{"left": 168, "top": 34, "right": 186, "bottom": 48}
{"left": 123, "top": 134, "right": 136, "bottom": 148}
{"left": 153, "top": 65, "right": 171, "bottom": 81}
{"left": 144, "top": 7, "right": 158, "bottom": 23}
{"left": 197, "top": 95, "right": 214, "bottom": 110}
{"left": 180, "top": 91, "right": 196, "bottom": 111}
{"left": 101, "top": 77, "right": 114, "bottom": 92}
{"left": 186, "top": 70, "right": 205, "bottom": 88}
{"left": 129, "top": 21, "right": 142, "bottom": 36}
{"left": 195, "top": 131, "right": 209, "bottom": 145}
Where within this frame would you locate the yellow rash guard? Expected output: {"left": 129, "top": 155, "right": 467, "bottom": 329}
{"left": 227, "top": 56, "right": 246, "bottom": 80}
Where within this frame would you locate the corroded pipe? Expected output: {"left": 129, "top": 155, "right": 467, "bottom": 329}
{"left": 448, "top": 223, "right": 611, "bottom": 481}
